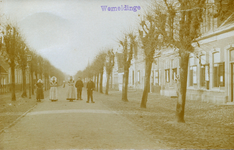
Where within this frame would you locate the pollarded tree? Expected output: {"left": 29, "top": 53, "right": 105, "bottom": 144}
{"left": 95, "top": 51, "right": 107, "bottom": 93}
{"left": 151, "top": 0, "right": 207, "bottom": 122}
{"left": 3, "top": 24, "right": 18, "bottom": 101}
{"left": 105, "top": 49, "right": 115, "bottom": 95}
{"left": 43, "top": 59, "right": 51, "bottom": 90}
{"left": 119, "top": 33, "right": 137, "bottom": 101}
{"left": 15, "top": 35, "right": 28, "bottom": 98}
{"left": 139, "top": 12, "right": 166, "bottom": 108}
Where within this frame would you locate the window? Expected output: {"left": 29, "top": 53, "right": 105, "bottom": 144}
{"left": 231, "top": 50, "right": 234, "bottom": 62}
{"left": 155, "top": 70, "right": 159, "bottom": 85}
{"left": 213, "top": 62, "right": 225, "bottom": 87}
{"left": 151, "top": 70, "right": 154, "bottom": 85}
{"left": 213, "top": 51, "right": 225, "bottom": 87}
{"left": 171, "top": 59, "right": 178, "bottom": 82}
{"left": 200, "top": 65, "right": 205, "bottom": 87}
{"left": 165, "top": 69, "right": 170, "bottom": 83}
{"left": 132, "top": 70, "right": 134, "bottom": 85}
{"left": 137, "top": 70, "right": 140, "bottom": 83}
{"left": 200, "top": 52, "right": 207, "bottom": 87}
{"left": 172, "top": 68, "right": 177, "bottom": 81}
{"left": 189, "top": 54, "right": 197, "bottom": 86}
{"left": 164, "top": 59, "right": 170, "bottom": 83}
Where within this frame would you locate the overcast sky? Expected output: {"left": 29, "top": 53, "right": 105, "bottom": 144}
{"left": 1, "top": 0, "right": 150, "bottom": 75}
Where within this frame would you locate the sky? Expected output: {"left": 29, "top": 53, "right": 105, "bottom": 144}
{"left": 1, "top": 0, "right": 150, "bottom": 76}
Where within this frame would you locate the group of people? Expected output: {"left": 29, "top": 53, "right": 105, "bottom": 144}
{"left": 66, "top": 76, "right": 95, "bottom": 103}
{"left": 35, "top": 76, "right": 95, "bottom": 103}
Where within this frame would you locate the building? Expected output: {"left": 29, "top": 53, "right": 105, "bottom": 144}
{"left": 159, "top": 13, "right": 234, "bottom": 104}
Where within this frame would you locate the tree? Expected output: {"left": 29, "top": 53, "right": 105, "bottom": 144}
{"left": 29, "top": 50, "right": 38, "bottom": 95}
{"left": 43, "top": 59, "right": 51, "bottom": 90}
{"left": 149, "top": 0, "right": 206, "bottom": 122}
{"left": 16, "top": 36, "right": 28, "bottom": 98}
{"left": 95, "top": 51, "right": 106, "bottom": 93}
{"left": 3, "top": 24, "right": 18, "bottom": 101}
{"left": 119, "top": 33, "right": 137, "bottom": 101}
{"left": 105, "top": 49, "right": 115, "bottom": 95}
{"left": 138, "top": 12, "right": 165, "bottom": 108}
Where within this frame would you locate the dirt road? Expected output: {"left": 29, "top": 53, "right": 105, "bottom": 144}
{"left": 0, "top": 87, "right": 167, "bottom": 149}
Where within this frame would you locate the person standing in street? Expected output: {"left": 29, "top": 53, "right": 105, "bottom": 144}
{"left": 63, "top": 80, "right": 66, "bottom": 88}
{"left": 36, "top": 79, "right": 44, "bottom": 102}
{"left": 86, "top": 78, "right": 95, "bottom": 103}
{"left": 49, "top": 76, "right": 58, "bottom": 101}
{"left": 66, "top": 76, "right": 76, "bottom": 102}
{"left": 75, "top": 77, "right": 84, "bottom": 100}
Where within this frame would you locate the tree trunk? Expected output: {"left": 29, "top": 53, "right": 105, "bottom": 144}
{"left": 21, "top": 67, "right": 27, "bottom": 97}
{"left": 105, "top": 73, "right": 110, "bottom": 95}
{"left": 11, "top": 64, "right": 16, "bottom": 101}
{"left": 99, "top": 71, "right": 103, "bottom": 93}
{"left": 31, "top": 71, "right": 34, "bottom": 95}
{"left": 47, "top": 76, "right": 50, "bottom": 90}
{"left": 45, "top": 76, "right": 47, "bottom": 90}
{"left": 122, "top": 69, "right": 129, "bottom": 101}
{"left": 140, "top": 59, "right": 152, "bottom": 108}
{"left": 176, "top": 52, "right": 189, "bottom": 123}
{"left": 96, "top": 74, "right": 99, "bottom": 92}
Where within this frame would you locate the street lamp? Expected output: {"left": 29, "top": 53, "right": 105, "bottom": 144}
{"left": 27, "top": 54, "right": 32, "bottom": 99}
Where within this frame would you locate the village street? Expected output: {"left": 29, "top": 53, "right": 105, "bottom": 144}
{"left": 0, "top": 87, "right": 167, "bottom": 149}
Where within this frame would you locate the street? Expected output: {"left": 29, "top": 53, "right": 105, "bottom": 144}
{"left": 0, "top": 87, "right": 167, "bottom": 149}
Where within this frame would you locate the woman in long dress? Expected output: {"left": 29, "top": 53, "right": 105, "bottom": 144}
{"left": 66, "top": 76, "right": 76, "bottom": 102}
{"left": 50, "top": 76, "right": 58, "bottom": 101}
{"left": 36, "top": 79, "right": 44, "bottom": 102}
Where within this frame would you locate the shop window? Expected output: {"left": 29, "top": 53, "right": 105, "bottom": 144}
{"left": 213, "top": 62, "right": 225, "bottom": 87}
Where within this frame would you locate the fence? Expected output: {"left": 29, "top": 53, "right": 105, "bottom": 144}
{"left": 0, "top": 84, "right": 30, "bottom": 94}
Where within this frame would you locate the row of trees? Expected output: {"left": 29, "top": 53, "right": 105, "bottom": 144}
{"left": 75, "top": 48, "right": 115, "bottom": 95}
{"left": 75, "top": 0, "right": 233, "bottom": 123}
{"left": 0, "top": 23, "right": 65, "bottom": 101}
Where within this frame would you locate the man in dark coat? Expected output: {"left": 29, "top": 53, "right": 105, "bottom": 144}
{"left": 86, "top": 78, "right": 95, "bottom": 103}
{"left": 75, "top": 77, "right": 84, "bottom": 100}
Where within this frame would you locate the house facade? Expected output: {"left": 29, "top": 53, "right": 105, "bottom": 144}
{"left": 160, "top": 14, "right": 234, "bottom": 104}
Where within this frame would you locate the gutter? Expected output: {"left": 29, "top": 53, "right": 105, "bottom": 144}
{"left": 198, "top": 24, "right": 234, "bottom": 41}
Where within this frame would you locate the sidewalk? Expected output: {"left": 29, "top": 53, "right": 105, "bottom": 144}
{"left": 0, "top": 87, "right": 168, "bottom": 149}
{"left": 0, "top": 88, "right": 50, "bottom": 132}
{"left": 100, "top": 90, "right": 234, "bottom": 149}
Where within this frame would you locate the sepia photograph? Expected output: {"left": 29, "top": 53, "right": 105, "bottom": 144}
{"left": 0, "top": 0, "right": 234, "bottom": 149}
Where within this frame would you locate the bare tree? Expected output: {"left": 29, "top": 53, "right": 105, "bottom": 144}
{"left": 148, "top": 0, "right": 207, "bottom": 122}
{"left": 119, "top": 33, "right": 137, "bottom": 101}
{"left": 16, "top": 36, "right": 28, "bottom": 98}
{"left": 139, "top": 13, "right": 165, "bottom": 108}
{"left": 105, "top": 49, "right": 115, "bottom": 95}
{"left": 3, "top": 25, "right": 17, "bottom": 101}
